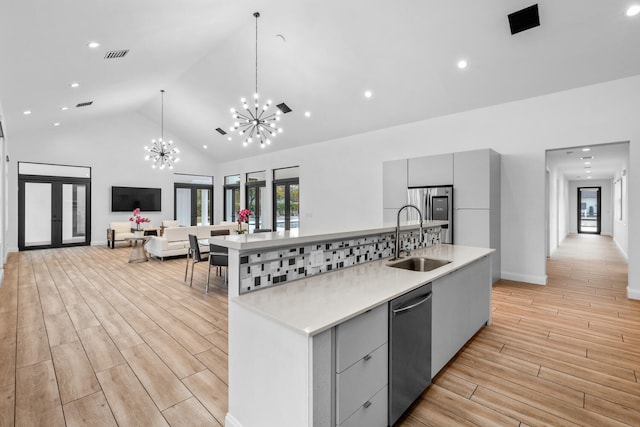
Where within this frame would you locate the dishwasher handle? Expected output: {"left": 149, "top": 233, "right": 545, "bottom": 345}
{"left": 392, "top": 293, "right": 432, "bottom": 315}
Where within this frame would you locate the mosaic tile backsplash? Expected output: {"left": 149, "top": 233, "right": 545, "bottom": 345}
{"left": 239, "top": 227, "right": 442, "bottom": 294}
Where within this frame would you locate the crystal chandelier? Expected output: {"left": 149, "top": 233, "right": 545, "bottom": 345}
{"left": 145, "top": 89, "right": 180, "bottom": 169}
{"left": 230, "top": 12, "right": 283, "bottom": 148}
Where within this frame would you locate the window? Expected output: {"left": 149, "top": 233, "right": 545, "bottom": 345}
{"left": 273, "top": 167, "right": 299, "bottom": 231}
{"left": 224, "top": 174, "right": 241, "bottom": 221}
{"left": 246, "top": 171, "right": 266, "bottom": 232}
{"left": 174, "top": 174, "right": 213, "bottom": 226}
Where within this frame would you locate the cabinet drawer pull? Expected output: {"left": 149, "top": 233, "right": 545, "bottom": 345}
{"left": 363, "top": 354, "right": 372, "bottom": 361}
{"left": 363, "top": 401, "right": 372, "bottom": 409}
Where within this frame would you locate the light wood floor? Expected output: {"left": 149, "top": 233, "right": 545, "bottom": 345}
{"left": 0, "top": 234, "right": 637, "bottom": 426}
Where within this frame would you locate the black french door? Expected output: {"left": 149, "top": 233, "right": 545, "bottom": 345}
{"left": 577, "top": 187, "right": 601, "bottom": 234}
{"left": 273, "top": 179, "right": 299, "bottom": 231}
{"left": 18, "top": 175, "right": 91, "bottom": 250}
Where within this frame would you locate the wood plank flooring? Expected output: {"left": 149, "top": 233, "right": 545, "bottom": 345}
{"left": 0, "top": 233, "right": 637, "bottom": 426}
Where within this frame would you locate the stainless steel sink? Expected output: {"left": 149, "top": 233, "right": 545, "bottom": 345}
{"left": 388, "top": 257, "right": 451, "bottom": 272}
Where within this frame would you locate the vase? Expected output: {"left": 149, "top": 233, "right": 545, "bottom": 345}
{"left": 134, "top": 230, "right": 144, "bottom": 237}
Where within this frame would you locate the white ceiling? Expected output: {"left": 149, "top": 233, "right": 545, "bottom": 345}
{"left": 1, "top": 1, "right": 639, "bottom": 163}
{"left": 546, "top": 142, "right": 629, "bottom": 181}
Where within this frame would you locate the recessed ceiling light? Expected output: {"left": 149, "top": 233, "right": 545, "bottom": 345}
{"left": 457, "top": 59, "right": 468, "bottom": 69}
{"left": 53, "top": 122, "right": 60, "bottom": 127}
{"left": 582, "top": 147, "right": 591, "bottom": 152}
{"left": 304, "top": 111, "right": 311, "bottom": 118}
{"left": 203, "top": 145, "right": 207, "bottom": 149}
{"left": 60, "top": 106, "right": 69, "bottom": 111}
{"left": 584, "top": 161, "right": 591, "bottom": 165}
{"left": 626, "top": 5, "right": 640, "bottom": 16}
{"left": 23, "top": 110, "right": 32, "bottom": 115}
{"left": 585, "top": 170, "right": 592, "bottom": 174}
{"left": 587, "top": 176, "right": 593, "bottom": 179}
{"left": 364, "top": 90, "right": 373, "bottom": 98}
{"left": 87, "top": 42, "right": 100, "bottom": 48}
{"left": 227, "top": 137, "right": 232, "bottom": 141}
{"left": 70, "top": 82, "right": 80, "bottom": 88}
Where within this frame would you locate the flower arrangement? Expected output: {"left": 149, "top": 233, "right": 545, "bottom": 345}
{"left": 237, "top": 208, "right": 253, "bottom": 234}
{"left": 129, "top": 208, "right": 151, "bottom": 231}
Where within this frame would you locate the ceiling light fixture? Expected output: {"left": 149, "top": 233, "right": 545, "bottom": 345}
{"left": 23, "top": 110, "right": 31, "bottom": 115}
{"left": 53, "top": 122, "right": 60, "bottom": 127}
{"left": 70, "top": 82, "right": 80, "bottom": 88}
{"left": 230, "top": 12, "right": 282, "bottom": 149}
{"left": 627, "top": 5, "right": 640, "bottom": 16}
{"left": 457, "top": 59, "right": 468, "bottom": 69}
{"left": 87, "top": 42, "right": 100, "bottom": 48}
{"left": 364, "top": 90, "right": 373, "bottom": 98}
{"left": 582, "top": 147, "right": 591, "bottom": 152}
{"left": 144, "top": 90, "right": 180, "bottom": 170}
{"left": 60, "top": 106, "right": 69, "bottom": 111}
{"left": 304, "top": 111, "right": 311, "bottom": 118}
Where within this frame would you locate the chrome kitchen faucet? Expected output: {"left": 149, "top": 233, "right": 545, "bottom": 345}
{"left": 395, "top": 204, "right": 423, "bottom": 260}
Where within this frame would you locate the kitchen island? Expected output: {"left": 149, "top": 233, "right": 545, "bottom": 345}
{"left": 213, "top": 224, "right": 493, "bottom": 427}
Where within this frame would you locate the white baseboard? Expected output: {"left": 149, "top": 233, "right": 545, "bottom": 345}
{"left": 92, "top": 240, "right": 108, "bottom": 246}
{"left": 8, "top": 246, "right": 18, "bottom": 253}
{"left": 500, "top": 271, "right": 547, "bottom": 285}
{"left": 613, "top": 238, "right": 629, "bottom": 260}
{"left": 225, "top": 413, "right": 243, "bottom": 427}
{"left": 627, "top": 287, "right": 640, "bottom": 301}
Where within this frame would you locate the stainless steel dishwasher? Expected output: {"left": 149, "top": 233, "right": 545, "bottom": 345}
{"left": 388, "top": 282, "right": 432, "bottom": 426}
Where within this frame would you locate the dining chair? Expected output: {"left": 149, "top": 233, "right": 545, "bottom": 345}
{"left": 207, "top": 243, "right": 229, "bottom": 291}
{"left": 185, "top": 234, "right": 208, "bottom": 288}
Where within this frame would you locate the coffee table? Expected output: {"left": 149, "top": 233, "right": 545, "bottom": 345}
{"left": 125, "top": 236, "right": 150, "bottom": 263}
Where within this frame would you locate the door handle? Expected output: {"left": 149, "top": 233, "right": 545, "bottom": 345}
{"left": 392, "top": 293, "right": 432, "bottom": 315}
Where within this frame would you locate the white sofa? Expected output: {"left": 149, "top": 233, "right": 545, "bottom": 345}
{"left": 145, "top": 222, "right": 246, "bottom": 260}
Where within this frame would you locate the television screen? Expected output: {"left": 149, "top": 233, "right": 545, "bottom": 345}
{"left": 111, "top": 186, "right": 161, "bottom": 212}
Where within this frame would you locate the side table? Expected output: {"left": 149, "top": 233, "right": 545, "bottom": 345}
{"left": 125, "top": 236, "right": 150, "bottom": 263}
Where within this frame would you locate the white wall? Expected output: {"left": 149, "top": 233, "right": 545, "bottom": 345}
{"left": 613, "top": 159, "right": 629, "bottom": 258}
{"left": 6, "top": 111, "right": 218, "bottom": 249}
{"left": 0, "top": 98, "right": 6, "bottom": 285}
{"left": 568, "top": 179, "right": 613, "bottom": 235}
{"left": 215, "top": 75, "right": 640, "bottom": 296}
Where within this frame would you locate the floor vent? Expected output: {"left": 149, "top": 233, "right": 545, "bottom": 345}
{"left": 508, "top": 4, "right": 540, "bottom": 35}
{"left": 276, "top": 103, "right": 292, "bottom": 114}
{"left": 76, "top": 101, "right": 93, "bottom": 108}
{"left": 215, "top": 128, "right": 227, "bottom": 135}
{"left": 104, "top": 49, "right": 130, "bottom": 59}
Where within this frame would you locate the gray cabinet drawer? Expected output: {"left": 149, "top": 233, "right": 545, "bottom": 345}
{"left": 336, "top": 342, "right": 388, "bottom": 425}
{"left": 336, "top": 304, "right": 387, "bottom": 373}
{"left": 339, "top": 384, "right": 388, "bottom": 427}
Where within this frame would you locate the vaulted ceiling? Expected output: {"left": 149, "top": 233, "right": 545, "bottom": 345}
{"left": 1, "top": 1, "right": 639, "bottom": 163}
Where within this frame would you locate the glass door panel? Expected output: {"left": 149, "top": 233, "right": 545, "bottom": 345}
{"left": 578, "top": 187, "right": 601, "bottom": 234}
{"left": 196, "top": 188, "right": 210, "bottom": 225}
{"left": 273, "top": 181, "right": 299, "bottom": 231}
{"left": 62, "top": 183, "right": 87, "bottom": 244}
{"left": 24, "top": 182, "right": 52, "bottom": 247}
{"left": 176, "top": 187, "right": 191, "bottom": 226}
{"left": 247, "top": 185, "right": 266, "bottom": 232}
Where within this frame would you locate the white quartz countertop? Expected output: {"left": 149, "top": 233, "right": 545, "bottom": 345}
{"left": 210, "top": 220, "right": 447, "bottom": 251}
{"left": 232, "top": 244, "right": 494, "bottom": 337}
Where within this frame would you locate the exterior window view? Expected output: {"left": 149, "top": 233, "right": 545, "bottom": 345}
{"left": 1, "top": 3, "right": 639, "bottom": 427}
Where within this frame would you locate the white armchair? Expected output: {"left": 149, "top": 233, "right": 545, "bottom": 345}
{"left": 107, "top": 221, "right": 135, "bottom": 248}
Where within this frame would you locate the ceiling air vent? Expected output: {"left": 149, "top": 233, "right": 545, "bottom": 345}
{"left": 215, "top": 128, "right": 227, "bottom": 135}
{"left": 0, "top": 121, "right": 4, "bottom": 138}
{"left": 76, "top": 101, "right": 93, "bottom": 108}
{"left": 508, "top": 4, "right": 540, "bottom": 35}
{"left": 104, "top": 49, "right": 129, "bottom": 59}
{"left": 276, "top": 103, "right": 292, "bottom": 114}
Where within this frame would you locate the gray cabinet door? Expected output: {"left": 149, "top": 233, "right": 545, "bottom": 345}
{"left": 383, "top": 159, "right": 408, "bottom": 209}
{"left": 467, "top": 256, "right": 492, "bottom": 336}
{"left": 453, "top": 208, "right": 491, "bottom": 248}
{"left": 408, "top": 154, "right": 453, "bottom": 187}
{"left": 453, "top": 149, "right": 490, "bottom": 209}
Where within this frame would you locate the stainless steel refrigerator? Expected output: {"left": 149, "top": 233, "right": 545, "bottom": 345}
{"left": 407, "top": 185, "right": 453, "bottom": 244}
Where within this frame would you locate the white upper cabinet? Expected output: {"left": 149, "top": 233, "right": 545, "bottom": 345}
{"left": 454, "top": 149, "right": 491, "bottom": 209}
{"left": 407, "top": 153, "right": 453, "bottom": 187}
{"left": 383, "top": 159, "right": 408, "bottom": 209}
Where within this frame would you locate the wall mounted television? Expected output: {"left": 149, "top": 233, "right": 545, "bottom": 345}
{"left": 111, "top": 186, "right": 161, "bottom": 212}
